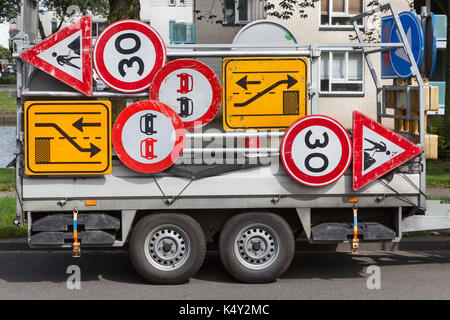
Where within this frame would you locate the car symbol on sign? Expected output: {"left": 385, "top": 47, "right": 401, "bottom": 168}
{"left": 177, "top": 97, "right": 194, "bottom": 118}
{"left": 140, "top": 113, "right": 157, "bottom": 135}
{"left": 177, "top": 73, "right": 193, "bottom": 94}
{"left": 140, "top": 138, "right": 157, "bottom": 160}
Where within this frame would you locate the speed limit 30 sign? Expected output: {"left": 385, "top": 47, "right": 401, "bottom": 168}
{"left": 93, "top": 20, "right": 166, "bottom": 93}
{"left": 281, "top": 115, "right": 352, "bottom": 187}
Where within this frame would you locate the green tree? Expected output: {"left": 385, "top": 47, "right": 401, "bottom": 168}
{"left": 108, "top": 0, "right": 139, "bottom": 23}
{"left": 0, "top": 0, "right": 21, "bottom": 23}
{"left": 39, "top": 0, "right": 109, "bottom": 38}
{"left": 0, "top": 45, "right": 12, "bottom": 61}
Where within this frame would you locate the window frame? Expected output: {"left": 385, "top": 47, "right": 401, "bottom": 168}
{"left": 319, "top": 51, "right": 365, "bottom": 96}
{"left": 320, "top": 0, "right": 365, "bottom": 30}
{"left": 223, "top": 0, "right": 250, "bottom": 26}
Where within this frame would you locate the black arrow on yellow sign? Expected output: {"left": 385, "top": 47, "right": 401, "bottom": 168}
{"left": 72, "top": 117, "right": 101, "bottom": 132}
{"left": 234, "top": 75, "right": 297, "bottom": 108}
{"left": 236, "top": 75, "right": 261, "bottom": 90}
{"left": 35, "top": 123, "right": 101, "bottom": 158}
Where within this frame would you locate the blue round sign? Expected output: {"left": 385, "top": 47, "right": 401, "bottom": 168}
{"left": 389, "top": 11, "right": 424, "bottom": 78}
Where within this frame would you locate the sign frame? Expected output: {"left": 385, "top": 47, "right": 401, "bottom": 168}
{"left": 422, "top": 12, "right": 437, "bottom": 78}
{"left": 24, "top": 101, "right": 111, "bottom": 175}
{"left": 93, "top": 19, "right": 167, "bottom": 93}
{"left": 280, "top": 115, "right": 352, "bottom": 187}
{"left": 381, "top": 11, "right": 424, "bottom": 79}
{"left": 149, "top": 59, "right": 222, "bottom": 130}
{"left": 223, "top": 57, "right": 308, "bottom": 130}
{"left": 112, "top": 100, "right": 186, "bottom": 173}
{"left": 20, "top": 16, "right": 93, "bottom": 96}
{"left": 352, "top": 111, "right": 423, "bottom": 191}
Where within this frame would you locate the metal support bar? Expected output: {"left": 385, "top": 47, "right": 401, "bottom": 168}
{"left": 21, "top": 90, "right": 149, "bottom": 98}
{"left": 183, "top": 148, "right": 279, "bottom": 154}
{"left": 15, "top": 55, "right": 23, "bottom": 226}
{"left": 352, "top": 2, "right": 427, "bottom": 209}
{"left": 168, "top": 50, "right": 311, "bottom": 58}
{"left": 186, "top": 131, "right": 284, "bottom": 139}
{"left": 380, "top": 114, "right": 420, "bottom": 120}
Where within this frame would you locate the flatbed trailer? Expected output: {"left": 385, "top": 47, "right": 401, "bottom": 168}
{"left": 10, "top": 2, "right": 450, "bottom": 284}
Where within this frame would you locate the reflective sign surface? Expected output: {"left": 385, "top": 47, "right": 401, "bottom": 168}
{"left": 223, "top": 57, "right": 307, "bottom": 130}
{"left": 24, "top": 101, "right": 111, "bottom": 175}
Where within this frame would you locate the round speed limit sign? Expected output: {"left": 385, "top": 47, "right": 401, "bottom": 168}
{"left": 93, "top": 20, "right": 166, "bottom": 93}
{"left": 281, "top": 115, "right": 352, "bottom": 187}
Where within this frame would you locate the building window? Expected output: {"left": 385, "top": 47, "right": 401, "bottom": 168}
{"left": 223, "top": 0, "right": 249, "bottom": 25}
{"left": 169, "top": 0, "right": 176, "bottom": 6}
{"left": 92, "top": 22, "right": 108, "bottom": 37}
{"left": 321, "top": 0, "right": 363, "bottom": 27}
{"left": 320, "top": 51, "right": 364, "bottom": 94}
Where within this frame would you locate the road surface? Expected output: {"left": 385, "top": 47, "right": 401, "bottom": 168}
{"left": 0, "top": 250, "right": 449, "bottom": 300}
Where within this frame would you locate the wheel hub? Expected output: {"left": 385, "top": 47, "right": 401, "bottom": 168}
{"left": 234, "top": 224, "right": 279, "bottom": 270}
{"left": 144, "top": 225, "right": 190, "bottom": 271}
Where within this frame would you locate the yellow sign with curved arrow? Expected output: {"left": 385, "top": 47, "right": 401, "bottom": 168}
{"left": 24, "top": 101, "right": 111, "bottom": 175}
{"left": 223, "top": 57, "right": 308, "bottom": 130}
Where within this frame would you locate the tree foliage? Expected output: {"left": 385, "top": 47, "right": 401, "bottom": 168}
{"left": 0, "top": 45, "right": 12, "bottom": 61}
{"left": 108, "top": 0, "right": 139, "bottom": 23}
{"left": 265, "top": 0, "right": 319, "bottom": 20}
{"left": 0, "top": 0, "right": 21, "bottom": 23}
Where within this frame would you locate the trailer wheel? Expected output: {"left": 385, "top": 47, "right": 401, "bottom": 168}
{"left": 129, "top": 214, "right": 206, "bottom": 284}
{"left": 219, "top": 212, "right": 294, "bottom": 283}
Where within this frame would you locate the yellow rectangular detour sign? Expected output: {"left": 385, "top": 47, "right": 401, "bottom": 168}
{"left": 24, "top": 101, "right": 111, "bottom": 175}
{"left": 223, "top": 57, "right": 308, "bottom": 130}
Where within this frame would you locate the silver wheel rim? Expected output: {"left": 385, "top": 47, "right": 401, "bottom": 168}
{"left": 144, "top": 224, "right": 190, "bottom": 271}
{"left": 234, "top": 223, "right": 280, "bottom": 270}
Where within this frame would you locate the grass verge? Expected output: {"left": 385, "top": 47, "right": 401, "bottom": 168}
{"left": 0, "top": 196, "right": 26, "bottom": 239}
{"left": 0, "top": 168, "right": 14, "bottom": 192}
{"left": 426, "top": 160, "right": 450, "bottom": 188}
{"left": 0, "top": 91, "right": 16, "bottom": 114}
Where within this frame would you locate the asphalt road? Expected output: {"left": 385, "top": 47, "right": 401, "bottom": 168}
{"left": 0, "top": 250, "right": 449, "bottom": 300}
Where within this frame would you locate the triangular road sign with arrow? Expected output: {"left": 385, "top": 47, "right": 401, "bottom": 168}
{"left": 352, "top": 111, "right": 422, "bottom": 191}
{"left": 20, "top": 16, "right": 93, "bottom": 96}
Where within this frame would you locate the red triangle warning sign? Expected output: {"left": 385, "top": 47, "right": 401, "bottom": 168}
{"left": 20, "top": 16, "right": 93, "bottom": 96}
{"left": 352, "top": 111, "right": 422, "bottom": 191}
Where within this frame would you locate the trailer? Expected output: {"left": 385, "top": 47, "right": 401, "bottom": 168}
{"left": 9, "top": 2, "right": 450, "bottom": 284}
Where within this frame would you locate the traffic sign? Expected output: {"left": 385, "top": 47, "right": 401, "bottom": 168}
{"left": 112, "top": 100, "right": 185, "bottom": 173}
{"left": 223, "top": 57, "right": 307, "bottom": 130}
{"left": 93, "top": 19, "right": 166, "bottom": 93}
{"left": 280, "top": 115, "right": 352, "bottom": 187}
{"left": 20, "top": 16, "right": 93, "bottom": 96}
{"left": 24, "top": 101, "right": 111, "bottom": 175}
{"left": 352, "top": 111, "right": 422, "bottom": 191}
{"left": 421, "top": 12, "right": 437, "bottom": 78}
{"left": 381, "top": 11, "right": 424, "bottom": 78}
{"left": 149, "top": 59, "right": 222, "bottom": 130}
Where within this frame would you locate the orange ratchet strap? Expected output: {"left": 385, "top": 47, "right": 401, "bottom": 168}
{"left": 73, "top": 208, "right": 80, "bottom": 257}
{"left": 352, "top": 204, "right": 359, "bottom": 253}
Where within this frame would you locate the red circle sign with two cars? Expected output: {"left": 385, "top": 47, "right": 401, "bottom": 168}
{"left": 281, "top": 115, "right": 352, "bottom": 187}
{"left": 149, "top": 59, "right": 222, "bottom": 130}
{"left": 112, "top": 100, "right": 185, "bottom": 173}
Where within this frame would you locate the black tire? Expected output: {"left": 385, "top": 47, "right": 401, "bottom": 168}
{"left": 219, "top": 212, "right": 295, "bottom": 283}
{"left": 129, "top": 213, "right": 206, "bottom": 284}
